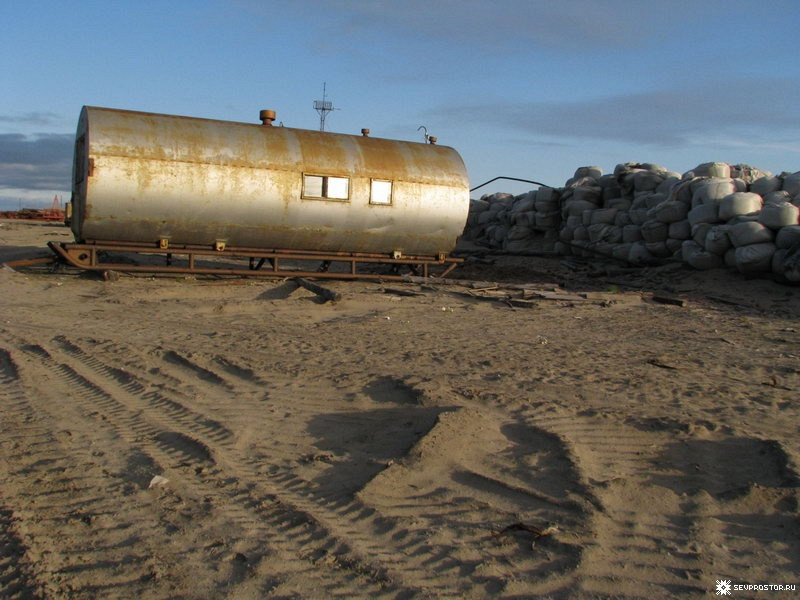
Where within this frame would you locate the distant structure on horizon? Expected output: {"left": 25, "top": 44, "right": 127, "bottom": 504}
{"left": 313, "top": 83, "right": 336, "bottom": 132}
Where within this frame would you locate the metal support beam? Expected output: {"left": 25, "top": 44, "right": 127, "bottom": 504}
{"left": 48, "top": 241, "right": 464, "bottom": 281}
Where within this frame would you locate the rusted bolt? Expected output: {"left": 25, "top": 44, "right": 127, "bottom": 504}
{"left": 259, "top": 110, "right": 276, "bottom": 126}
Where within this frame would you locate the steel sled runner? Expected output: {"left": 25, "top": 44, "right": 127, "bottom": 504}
{"left": 48, "top": 240, "right": 463, "bottom": 281}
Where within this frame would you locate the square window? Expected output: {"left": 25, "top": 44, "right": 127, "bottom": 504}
{"left": 370, "top": 180, "right": 392, "bottom": 205}
{"left": 327, "top": 176, "right": 349, "bottom": 199}
{"left": 303, "top": 174, "right": 324, "bottom": 198}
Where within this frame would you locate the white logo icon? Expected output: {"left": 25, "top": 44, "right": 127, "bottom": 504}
{"left": 716, "top": 580, "right": 732, "bottom": 595}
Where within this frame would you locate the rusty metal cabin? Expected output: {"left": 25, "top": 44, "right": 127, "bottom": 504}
{"left": 68, "top": 107, "right": 469, "bottom": 264}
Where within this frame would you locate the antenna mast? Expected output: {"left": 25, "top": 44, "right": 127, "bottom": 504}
{"left": 313, "top": 83, "right": 335, "bottom": 131}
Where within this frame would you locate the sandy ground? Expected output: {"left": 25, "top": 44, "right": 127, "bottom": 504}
{"left": 1, "top": 220, "right": 798, "bottom": 599}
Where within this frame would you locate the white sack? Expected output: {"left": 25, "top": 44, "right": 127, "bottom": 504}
{"left": 782, "top": 172, "right": 800, "bottom": 196}
{"left": 512, "top": 195, "right": 536, "bottom": 213}
{"left": 645, "top": 241, "right": 671, "bottom": 258}
{"left": 564, "top": 199, "right": 598, "bottom": 217}
{"left": 628, "top": 242, "right": 655, "bottom": 265}
{"left": 587, "top": 224, "right": 622, "bottom": 244}
{"left": 774, "top": 246, "right": 800, "bottom": 282}
{"left": 735, "top": 243, "right": 776, "bottom": 274}
{"left": 590, "top": 208, "right": 618, "bottom": 225}
{"left": 641, "top": 220, "right": 669, "bottom": 243}
{"left": 759, "top": 201, "right": 799, "bottom": 229}
{"left": 644, "top": 193, "right": 667, "bottom": 209}
{"left": 566, "top": 215, "right": 582, "bottom": 229}
{"left": 612, "top": 243, "right": 633, "bottom": 261}
{"left": 656, "top": 175, "right": 682, "bottom": 195}
{"left": 571, "top": 186, "right": 602, "bottom": 204}
{"left": 691, "top": 178, "right": 736, "bottom": 206}
{"left": 606, "top": 197, "right": 632, "bottom": 210}
{"left": 614, "top": 211, "right": 633, "bottom": 227}
{"left": 506, "top": 225, "right": 532, "bottom": 241}
{"left": 633, "top": 170, "right": 664, "bottom": 192}
{"left": 688, "top": 203, "right": 720, "bottom": 227}
{"left": 622, "top": 224, "right": 643, "bottom": 242}
{"left": 535, "top": 212, "right": 559, "bottom": 228}
{"left": 666, "top": 238, "right": 683, "bottom": 254}
{"left": 775, "top": 225, "right": 800, "bottom": 249}
{"left": 653, "top": 200, "right": 689, "bottom": 223}
{"left": 729, "top": 221, "right": 774, "bottom": 247}
{"left": 477, "top": 210, "right": 495, "bottom": 226}
{"left": 687, "top": 162, "right": 731, "bottom": 178}
{"left": 731, "top": 164, "right": 772, "bottom": 183}
{"left": 682, "top": 240, "right": 724, "bottom": 270}
{"left": 537, "top": 186, "right": 556, "bottom": 203}
{"left": 704, "top": 226, "right": 731, "bottom": 255}
{"left": 724, "top": 248, "right": 737, "bottom": 268}
{"left": 668, "top": 220, "right": 692, "bottom": 240}
{"left": 692, "top": 223, "right": 713, "bottom": 245}
{"left": 629, "top": 208, "right": 649, "bottom": 225}
{"left": 719, "top": 192, "right": 763, "bottom": 221}
{"left": 750, "top": 175, "right": 782, "bottom": 196}
{"left": 535, "top": 199, "right": 559, "bottom": 213}
{"left": 574, "top": 166, "right": 603, "bottom": 180}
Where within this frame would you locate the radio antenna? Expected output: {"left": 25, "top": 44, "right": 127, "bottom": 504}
{"left": 313, "top": 82, "right": 336, "bottom": 131}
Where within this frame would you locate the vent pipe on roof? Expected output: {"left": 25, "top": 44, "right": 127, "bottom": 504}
{"left": 259, "top": 110, "right": 276, "bottom": 126}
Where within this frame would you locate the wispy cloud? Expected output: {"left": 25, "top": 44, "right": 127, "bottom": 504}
{"left": 431, "top": 77, "right": 800, "bottom": 148}
{"left": 0, "top": 112, "right": 63, "bottom": 127}
{"left": 286, "top": 0, "right": 699, "bottom": 51}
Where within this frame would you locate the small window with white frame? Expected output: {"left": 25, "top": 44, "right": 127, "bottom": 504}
{"left": 370, "top": 179, "right": 393, "bottom": 205}
{"left": 303, "top": 174, "right": 350, "bottom": 201}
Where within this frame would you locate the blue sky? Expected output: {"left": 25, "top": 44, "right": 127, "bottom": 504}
{"left": 2, "top": 0, "right": 799, "bottom": 210}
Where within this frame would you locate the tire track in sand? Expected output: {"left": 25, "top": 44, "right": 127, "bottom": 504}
{"left": 0, "top": 341, "right": 168, "bottom": 598}
{"left": 41, "top": 335, "right": 600, "bottom": 598}
{"left": 50, "top": 337, "right": 486, "bottom": 596}
{"left": 0, "top": 346, "right": 46, "bottom": 599}
{"left": 7, "top": 334, "right": 397, "bottom": 599}
{"left": 160, "top": 352, "right": 594, "bottom": 597}
{"left": 524, "top": 409, "right": 799, "bottom": 598}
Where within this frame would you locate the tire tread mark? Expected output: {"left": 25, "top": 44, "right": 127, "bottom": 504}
{"left": 20, "top": 337, "right": 399, "bottom": 598}
{"left": 52, "top": 336, "right": 234, "bottom": 441}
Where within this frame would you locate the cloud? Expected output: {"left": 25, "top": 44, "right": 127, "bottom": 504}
{"left": 432, "top": 77, "right": 800, "bottom": 148}
{"left": 284, "top": 0, "right": 701, "bottom": 51}
{"left": 0, "top": 112, "right": 62, "bottom": 127}
{"left": 0, "top": 133, "right": 73, "bottom": 191}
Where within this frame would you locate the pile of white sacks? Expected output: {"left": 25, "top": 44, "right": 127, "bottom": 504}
{"left": 464, "top": 162, "right": 800, "bottom": 282}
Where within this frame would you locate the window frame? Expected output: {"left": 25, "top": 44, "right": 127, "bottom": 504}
{"left": 302, "top": 173, "right": 350, "bottom": 201}
{"left": 369, "top": 179, "right": 393, "bottom": 206}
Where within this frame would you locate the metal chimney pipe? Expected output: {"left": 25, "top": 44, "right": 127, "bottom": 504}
{"left": 259, "top": 109, "right": 276, "bottom": 126}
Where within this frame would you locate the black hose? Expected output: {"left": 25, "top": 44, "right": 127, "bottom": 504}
{"left": 470, "top": 176, "right": 552, "bottom": 193}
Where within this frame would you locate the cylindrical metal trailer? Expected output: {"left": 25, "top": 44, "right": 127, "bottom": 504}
{"left": 69, "top": 106, "right": 470, "bottom": 259}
